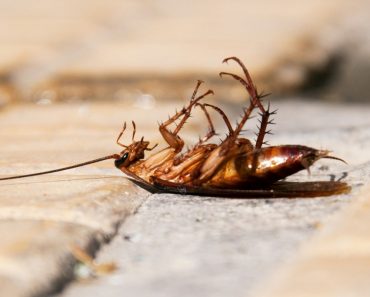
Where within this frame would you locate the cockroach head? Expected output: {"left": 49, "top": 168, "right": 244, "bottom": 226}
{"left": 115, "top": 137, "right": 152, "bottom": 169}
{"left": 114, "top": 122, "right": 158, "bottom": 168}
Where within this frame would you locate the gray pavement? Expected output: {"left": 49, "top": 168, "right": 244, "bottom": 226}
{"left": 58, "top": 194, "right": 353, "bottom": 297}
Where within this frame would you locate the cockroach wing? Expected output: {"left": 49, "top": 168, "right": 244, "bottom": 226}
{"left": 151, "top": 177, "right": 351, "bottom": 198}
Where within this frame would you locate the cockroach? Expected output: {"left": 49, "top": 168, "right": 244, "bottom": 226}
{"left": 0, "top": 57, "right": 350, "bottom": 198}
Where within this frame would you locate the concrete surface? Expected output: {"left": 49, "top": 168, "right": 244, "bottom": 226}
{"left": 56, "top": 194, "right": 353, "bottom": 297}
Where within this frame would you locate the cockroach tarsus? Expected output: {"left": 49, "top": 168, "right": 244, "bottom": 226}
{"left": 0, "top": 57, "right": 350, "bottom": 198}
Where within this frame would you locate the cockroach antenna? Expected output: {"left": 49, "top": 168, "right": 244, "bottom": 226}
{"left": 0, "top": 154, "right": 120, "bottom": 181}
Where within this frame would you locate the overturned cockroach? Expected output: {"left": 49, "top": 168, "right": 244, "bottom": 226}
{"left": 0, "top": 57, "right": 350, "bottom": 198}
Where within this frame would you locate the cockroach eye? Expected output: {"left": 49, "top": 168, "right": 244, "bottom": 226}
{"left": 115, "top": 152, "right": 129, "bottom": 168}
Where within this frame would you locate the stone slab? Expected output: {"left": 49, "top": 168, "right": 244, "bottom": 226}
{"left": 0, "top": 220, "right": 92, "bottom": 297}
{"left": 58, "top": 192, "right": 358, "bottom": 297}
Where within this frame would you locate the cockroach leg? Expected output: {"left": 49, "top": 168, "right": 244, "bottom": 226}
{"left": 219, "top": 72, "right": 257, "bottom": 138}
{"left": 116, "top": 122, "right": 128, "bottom": 148}
{"left": 131, "top": 121, "right": 137, "bottom": 141}
{"left": 194, "top": 103, "right": 217, "bottom": 144}
{"left": 146, "top": 143, "right": 158, "bottom": 151}
{"left": 190, "top": 80, "right": 204, "bottom": 102}
{"left": 172, "top": 89, "right": 214, "bottom": 136}
{"left": 171, "top": 102, "right": 218, "bottom": 166}
{"left": 222, "top": 56, "right": 263, "bottom": 110}
{"left": 158, "top": 80, "right": 214, "bottom": 152}
{"left": 203, "top": 103, "right": 234, "bottom": 135}
{"left": 160, "top": 80, "right": 202, "bottom": 132}
{"left": 255, "top": 102, "right": 277, "bottom": 150}
{"left": 220, "top": 56, "right": 275, "bottom": 149}
{"left": 196, "top": 60, "right": 271, "bottom": 181}
{"left": 116, "top": 121, "right": 139, "bottom": 148}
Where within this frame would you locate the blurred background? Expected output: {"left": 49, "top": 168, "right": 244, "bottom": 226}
{"left": 0, "top": 0, "right": 368, "bottom": 107}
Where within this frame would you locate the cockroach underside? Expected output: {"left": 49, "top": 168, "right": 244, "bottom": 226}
{"left": 0, "top": 57, "right": 351, "bottom": 198}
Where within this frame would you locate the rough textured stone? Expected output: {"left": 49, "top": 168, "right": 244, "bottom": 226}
{"left": 251, "top": 183, "right": 370, "bottom": 297}
{"left": 0, "top": 220, "right": 92, "bottom": 297}
{"left": 57, "top": 194, "right": 354, "bottom": 297}
{"left": 0, "top": 175, "right": 145, "bottom": 232}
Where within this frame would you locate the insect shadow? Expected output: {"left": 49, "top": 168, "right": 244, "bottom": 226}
{"left": 329, "top": 172, "right": 348, "bottom": 182}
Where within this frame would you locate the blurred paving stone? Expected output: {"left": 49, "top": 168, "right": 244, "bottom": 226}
{"left": 0, "top": 0, "right": 126, "bottom": 71}
{"left": 0, "top": 0, "right": 132, "bottom": 102}
{"left": 58, "top": 0, "right": 341, "bottom": 74}
{"left": 0, "top": 100, "right": 204, "bottom": 165}
{"left": 0, "top": 0, "right": 368, "bottom": 102}
{"left": 40, "top": 0, "right": 355, "bottom": 101}
{"left": 0, "top": 220, "right": 93, "bottom": 297}
{"left": 0, "top": 175, "right": 145, "bottom": 231}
